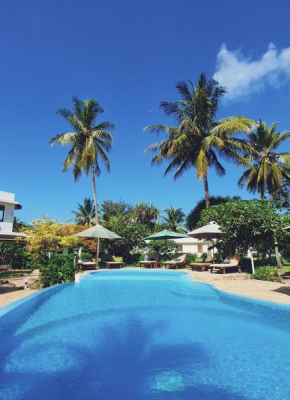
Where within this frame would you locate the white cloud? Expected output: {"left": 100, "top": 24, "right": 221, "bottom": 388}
{"left": 213, "top": 43, "right": 290, "bottom": 100}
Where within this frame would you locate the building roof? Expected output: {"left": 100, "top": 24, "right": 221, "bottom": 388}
{"left": 0, "top": 198, "right": 22, "bottom": 209}
{"left": 0, "top": 232, "right": 27, "bottom": 242}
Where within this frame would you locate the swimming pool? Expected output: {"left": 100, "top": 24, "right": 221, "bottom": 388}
{"left": 1, "top": 269, "right": 290, "bottom": 399}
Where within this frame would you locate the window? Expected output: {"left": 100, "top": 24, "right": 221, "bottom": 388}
{"left": 197, "top": 244, "right": 203, "bottom": 253}
{"left": 0, "top": 205, "right": 4, "bottom": 222}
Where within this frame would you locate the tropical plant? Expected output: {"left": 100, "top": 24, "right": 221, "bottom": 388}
{"left": 199, "top": 200, "right": 288, "bottom": 267}
{"left": 40, "top": 254, "right": 77, "bottom": 287}
{"left": 147, "top": 239, "right": 179, "bottom": 260}
{"left": 238, "top": 121, "right": 290, "bottom": 267}
{"left": 23, "top": 216, "right": 79, "bottom": 257}
{"left": 160, "top": 206, "right": 186, "bottom": 233}
{"left": 251, "top": 266, "right": 282, "bottom": 283}
{"left": 186, "top": 195, "right": 241, "bottom": 230}
{"left": 145, "top": 73, "right": 255, "bottom": 207}
{"left": 101, "top": 200, "right": 134, "bottom": 222}
{"left": 134, "top": 202, "right": 159, "bottom": 230}
{"left": 72, "top": 197, "right": 96, "bottom": 226}
{"left": 50, "top": 97, "right": 115, "bottom": 222}
{"left": 101, "top": 222, "right": 149, "bottom": 261}
{"left": 0, "top": 243, "right": 35, "bottom": 270}
{"left": 13, "top": 217, "right": 30, "bottom": 232}
{"left": 238, "top": 121, "right": 290, "bottom": 199}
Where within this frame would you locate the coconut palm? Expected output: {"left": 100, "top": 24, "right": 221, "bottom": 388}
{"left": 238, "top": 121, "right": 290, "bottom": 268}
{"left": 145, "top": 73, "right": 255, "bottom": 207}
{"left": 160, "top": 206, "right": 186, "bottom": 233}
{"left": 134, "top": 202, "right": 159, "bottom": 230}
{"left": 238, "top": 121, "right": 290, "bottom": 199}
{"left": 72, "top": 197, "right": 96, "bottom": 226}
{"left": 50, "top": 97, "right": 115, "bottom": 222}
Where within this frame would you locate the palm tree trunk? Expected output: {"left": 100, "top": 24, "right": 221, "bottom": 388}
{"left": 91, "top": 166, "right": 100, "bottom": 266}
{"left": 274, "top": 238, "right": 283, "bottom": 269}
{"left": 269, "top": 194, "right": 283, "bottom": 269}
{"left": 203, "top": 174, "right": 210, "bottom": 208}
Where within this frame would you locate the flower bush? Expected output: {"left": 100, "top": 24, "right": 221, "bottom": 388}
{"left": 251, "top": 266, "right": 282, "bottom": 283}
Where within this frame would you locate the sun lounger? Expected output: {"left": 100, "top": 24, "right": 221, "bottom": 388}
{"left": 208, "top": 256, "right": 241, "bottom": 274}
{"left": 190, "top": 262, "right": 212, "bottom": 272}
{"left": 163, "top": 253, "right": 187, "bottom": 269}
{"left": 77, "top": 260, "right": 98, "bottom": 270}
{"left": 139, "top": 254, "right": 161, "bottom": 268}
{"left": 103, "top": 255, "right": 124, "bottom": 269}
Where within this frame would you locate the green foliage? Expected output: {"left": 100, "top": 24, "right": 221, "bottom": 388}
{"left": 185, "top": 253, "right": 197, "bottom": 264}
{"left": 102, "top": 222, "right": 149, "bottom": 261}
{"left": 134, "top": 202, "right": 159, "bottom": 229}
{"left": 238, "top": 121, "right": 290, "bottom": 198}
{"left": 148, "top": 240, "right": 179, "bottom": 260}
{"left": 199, "top": 199, "right": 288, "bottom": 257}
{"left": 72, "top": 197, "right": 96, "bottom": 226}
{"left": 145, "top": 73, "right": 255, "bottom": 205}
{"left": 186, "top": 196, "right": 241, "bottom": 230}
{"left": 251, "top": 266, "right": 282, "bottom": 283}
{"left": 101, "top": 200, "right": 133, "bottom": 222}
{"left": 0, "top": 243, "right": 35, "bottom": 270}
{"left": 160, "top": 206, "right": 186, "bottom": 233}
{"left": 126, "top": 253, "right": 145, "bottom": 266}
{"left": 50, "top": 97, "right": 115, "bottom": 181}
{"left": 80, "top": 251, "right": 94, "bottom": 261}
{"left": 40, "top": 254, "right": 77, "bottom": 288}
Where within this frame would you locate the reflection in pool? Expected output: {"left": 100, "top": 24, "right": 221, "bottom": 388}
{"left": 1, "top": 270, "right": 290, "bottom": 399}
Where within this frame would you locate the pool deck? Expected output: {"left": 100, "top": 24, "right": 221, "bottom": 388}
{"left": 1, "top": 267, "right": 290, "bottom": 309}
{"left": 186, "top": 269, "right": 290, "bottom": 305}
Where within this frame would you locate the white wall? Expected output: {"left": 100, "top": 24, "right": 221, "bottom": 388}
{"left": 0, "top": 192, "right": 16, "bottom": 233}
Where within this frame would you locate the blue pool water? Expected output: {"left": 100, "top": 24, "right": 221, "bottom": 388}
{"left": 1, "top": 270, "right": 290, "bottom": 400}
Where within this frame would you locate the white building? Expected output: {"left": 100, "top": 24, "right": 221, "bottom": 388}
{"left": 0, "top": 191, "right": 27, "bottom": 241}
{"left": 173, "top": 237, "right": 208, "bottom": 255}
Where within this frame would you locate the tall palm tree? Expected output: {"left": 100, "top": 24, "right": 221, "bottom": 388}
{"left": 72, "top": 197, "right": 96, "bottom": 226}
{"left": 50, "top": 97, "right": 115, "bottom": 222}
{"left": 145, "top": 73, "right": 255, "bottom": 207}
{"left": 238, "top": 121, "right": 290, "bottom": 268}
{"left": 134, "top": 202, "right": 159, "bottom": 230}
{"left": 238, "top": 121, "right": 290, "bottom": 198}
{"left": 160, "top": 206, "right": 186, "bottom": 233}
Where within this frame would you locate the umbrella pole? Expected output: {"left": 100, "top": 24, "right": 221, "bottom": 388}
{"left": 96, "top": 238, "right": 100, "bottom": 268}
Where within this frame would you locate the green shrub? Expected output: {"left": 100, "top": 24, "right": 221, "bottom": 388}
{"left": 185, "top": 253, "right": 197, "bottom": 264}
{"left": 126, "top": 253, "right": 144, "bottom": 266}
{"left": 40, "top": 254, "right": 77, "bottom": 287}
{"left": 0, "top": 243, "right": 35, "bottom": 270}
{"left": 251, "top": 266, "right": 282, "bottom": 283}
{"left": 148, "top": 240, "right": 179, "bottom": 261}
{"left": 80, "top": 251, "right": 94, "bottom": 261}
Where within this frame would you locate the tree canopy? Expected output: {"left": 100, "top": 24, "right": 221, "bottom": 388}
{"left": 199, "top": 200, "right": 289, "bottom": 257}
{"left": 186, "top": 195, "right": 241, "bottom": 230}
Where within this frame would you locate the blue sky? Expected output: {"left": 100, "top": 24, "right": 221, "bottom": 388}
{"left": 1, "top": 0, "right": 290, "bottom": 223}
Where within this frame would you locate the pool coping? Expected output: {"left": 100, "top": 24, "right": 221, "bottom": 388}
{"left": 1, "top": 269, "right": 290, "bottom": 318}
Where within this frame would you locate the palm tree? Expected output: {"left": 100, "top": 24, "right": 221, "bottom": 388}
{"left": 238, "top": 121, "right": 290, "bottom": 198}
{"left": 160, "top": 206, "right": 186, "bottom": 233}
{"left": 134, "top": 202, "right": 159, "bottom": 230}
{"left": 145, "top": 73, "right": 255, "bottom": 207}
{"left": 72, "top": 197, "right": 96, "bottom": 226}
{"left": 238, "top": 121, "right": 290, "bottom": 268}
{"left": 50, "top": 97, "right": 115, "bottom": 222}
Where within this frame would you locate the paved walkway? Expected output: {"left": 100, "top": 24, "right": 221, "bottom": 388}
{"left": 1, "top": 268, "right": 290, "bottom": 309}
{"left": 0, "top": 270, "right": 39, "bottom": 308}
{"left": 186, "top": 269, "right": 290, "bottom": 306}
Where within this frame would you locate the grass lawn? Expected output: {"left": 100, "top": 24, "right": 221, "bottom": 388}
{"left": 0, "top": 270, "right": 31, "bottom": 279}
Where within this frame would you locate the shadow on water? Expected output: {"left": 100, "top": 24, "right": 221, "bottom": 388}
{"left": 0, "top": 314, "right": 251, "bottom": 400}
